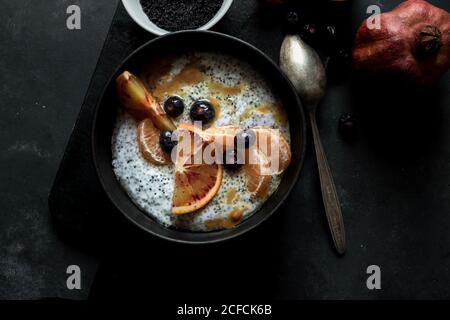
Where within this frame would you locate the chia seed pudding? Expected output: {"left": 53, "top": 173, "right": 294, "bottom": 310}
{"left": 140, "top": 0, "right": 224, "bottom": 32}
{"left": 112, "top": 52, "right": 290, "bottom": 231}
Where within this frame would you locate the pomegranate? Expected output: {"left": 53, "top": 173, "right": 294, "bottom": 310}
{"left": 353, "top": 0, "right": 450, "bottom": 85}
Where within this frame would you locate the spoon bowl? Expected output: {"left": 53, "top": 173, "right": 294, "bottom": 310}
{"left": 280, "top": 35, "right": 327, "bottom": 111}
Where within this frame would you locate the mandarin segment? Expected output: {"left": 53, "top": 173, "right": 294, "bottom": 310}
{"left": 252, "top": 127, "right": 291, "bottom": 174}
{"left": 243, "top": 147, "right": 272, "bottom": 199}
{"left": 137, "top": 118, "right": 171, "bottom": 165}
{"left": 204, "top": 126, "right": 239, "bottom": 150}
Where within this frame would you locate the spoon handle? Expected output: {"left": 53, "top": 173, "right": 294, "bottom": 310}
{"left": 309, "top": 111, "right": 346, "bottom": 255}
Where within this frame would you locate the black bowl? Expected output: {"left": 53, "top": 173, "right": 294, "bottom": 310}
{"left": 92, "top": 31, "right": 306, "bottom": 244}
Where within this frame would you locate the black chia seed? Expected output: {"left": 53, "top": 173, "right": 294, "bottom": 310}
{"left": 140, "top": 0, "right": 223, "bottom": 32}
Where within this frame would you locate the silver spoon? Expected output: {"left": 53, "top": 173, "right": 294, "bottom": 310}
{"left": 280, "top": 34, "right": 346, "bottom": 255}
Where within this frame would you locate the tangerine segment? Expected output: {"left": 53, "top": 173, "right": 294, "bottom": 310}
{"left": 177, "top": 123, "right": 209, "bottom": 139}
{"left": 252, "top": 128, "right": 291, "bottom": 175}
{"left": 172, "top": 163, "right": 223, "bottom": 215}
{"left": 204, "top": 126, "right": 239, "bottom": 150}
{"left": 137, "top": 118, "right": 171, "bottom": 165}
{"left": 243, "top": 147, "right": 272, "bottom": 199}
{"left": 177, "top": 123, "right": 238, "bottom": 150}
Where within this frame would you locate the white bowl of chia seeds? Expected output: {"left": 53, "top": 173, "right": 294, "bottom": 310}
{"left": 122, "top": 0, "right": 234, "bottom": 36}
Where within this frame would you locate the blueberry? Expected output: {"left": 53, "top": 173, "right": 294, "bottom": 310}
{"left": 284, "top": 10, "right": 301, "bottom": 33}
{"left": 301, "top": 23, "right": 319, "bottom": 41}
{"left": 234, "top": 129, "right": 256, "bottom": 149}
{"left": 223, "top": 149, "right": 243, "bottom": 171}
{"left": 159, "top": 130, "right": 177, "bottom": 153}
{"left": 190, "top": 99, "right": 215, "bottom": 124}
{"left": 164, "top": 96, "right": 185, "bottom": 118}
{"left": 338, "top": 113, "right": 357, "bottom": 141}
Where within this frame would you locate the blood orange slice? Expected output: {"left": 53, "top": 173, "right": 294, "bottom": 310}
{"left": 171, "top": 127, "right": 223, "bottom": 215}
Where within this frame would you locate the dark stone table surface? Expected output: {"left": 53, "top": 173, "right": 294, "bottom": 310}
{"left": 0, "top": 0, "right": 449, "bottom": 300}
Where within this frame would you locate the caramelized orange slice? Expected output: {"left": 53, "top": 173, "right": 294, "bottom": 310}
{"left": 137, "top": 118, "right": 171, "bottom": 165}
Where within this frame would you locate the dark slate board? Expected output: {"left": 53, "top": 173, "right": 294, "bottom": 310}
{"left": 49, "top": 1, "right": 450, "bottom": 299}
